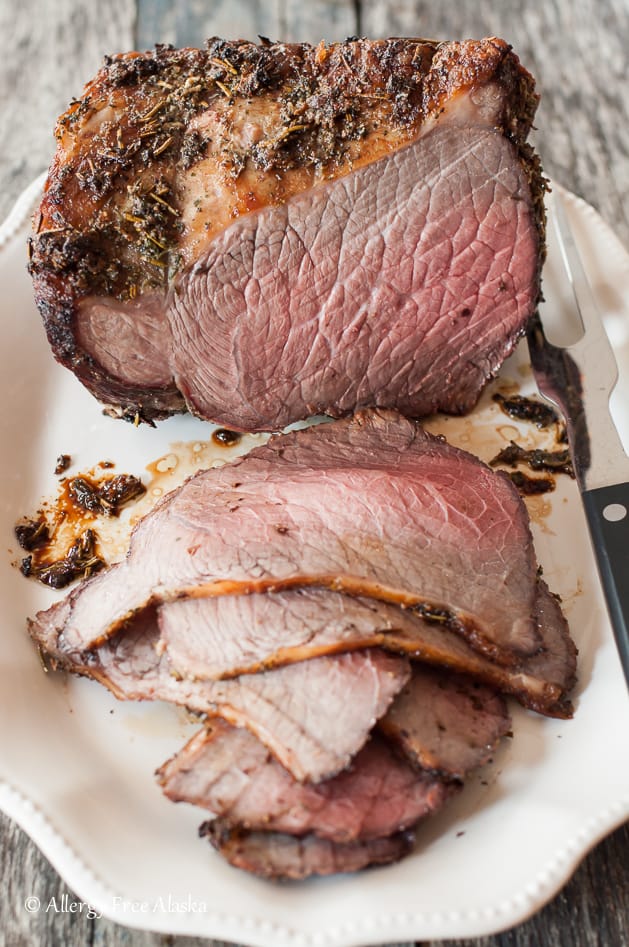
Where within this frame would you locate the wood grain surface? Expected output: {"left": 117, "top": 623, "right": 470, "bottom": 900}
{"left": 1, "top": 0, "right": 628, "bottom": 945}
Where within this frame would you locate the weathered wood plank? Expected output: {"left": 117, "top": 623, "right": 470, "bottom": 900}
{"left": 137, "top": 0, "right": 357, "bottom": 48}
{"left": 279, "top": 0, "right": 357, "bottom": 43}
{"left": 136, "top": 0, "right": 281, "bottom": 48}
{"left": 0, "top": 812, "right": 217, "bottom": 947}
{"left": 3, "top": 807, "right": 627, "bottom": 947}
{"left": 0, "top": 0, "right": 135, "bottom": 220}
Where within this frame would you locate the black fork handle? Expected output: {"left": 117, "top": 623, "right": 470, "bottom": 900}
{"left": 583, "top": 483, "right": 629, "bottom": 686}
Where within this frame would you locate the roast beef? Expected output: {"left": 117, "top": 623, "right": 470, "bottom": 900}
{"left": 37, "top": 608, "right": 409, "bottom": 781}
{"left": 29, "top": 37, "right": 544, "bottom": 430}
{"left": 379, "top": 665, "right": 511, "bottom": 779}
{"left": 29, "top": 410, "right": 546, "bottom": 666}
{"left": 156, "top": 579, "right": 576, "bottom": 717}
{"left": 200, "top": 821, "right": 415, "bottom": 880}
{"left": 158, "top": 722, "right": 453, "bottom": 842}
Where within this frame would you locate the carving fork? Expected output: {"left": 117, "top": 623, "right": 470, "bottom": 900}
{"left": 527, "top": 190, "right": 629, "bottom": 685}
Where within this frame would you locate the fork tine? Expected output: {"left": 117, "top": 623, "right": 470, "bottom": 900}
{"left": 551, "top": 195, "right": 588, "bottom": 332}
{"left": 550, "top": 193, "right": 619, "bottom": 386}
{"left": 529, "top": 190, "right": 629, "bottom": 491}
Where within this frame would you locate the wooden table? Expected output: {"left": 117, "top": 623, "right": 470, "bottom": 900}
{"left": 1, "top": 1, "right": 627, "bottom": 944}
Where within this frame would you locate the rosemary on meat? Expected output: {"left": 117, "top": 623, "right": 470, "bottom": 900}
{"left": 21, "top": 529, "right": 105, "bottom": 589}
{"left": 68, "top": 473, "right": 146, "bottom": 516}
{"left": 490, "top": 441, "right": 575, "bottom": 478}
{"left": 492, "top": 393, "right": 559, "bottom": 429}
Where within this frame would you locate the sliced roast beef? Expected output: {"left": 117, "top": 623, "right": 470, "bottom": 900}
{"left": 158, "top": 722, "right": 453, "bottom": 842}
{"left": 200, "top": 821, "right": 415, "bottom": 880}
{"left": 39, "top": 609, "right": 409, "bottom": 782}
{"left": 29, "top": 411, "right": 544, "bottom": 666}
{"left": 168, "top": 120, "right": 539, "bottom": 430}
{"left": 156, "top": 577, "right": 576, "bottom": 717}
{"left": 379, "top": 666, "right": 511, "bottom": 780}
{"left": 29, "top": 37, "right": 544, "bottom": 430}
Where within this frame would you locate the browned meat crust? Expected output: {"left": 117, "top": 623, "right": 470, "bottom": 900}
{"left": 200, "top": 820, "right": 415, "bottom": 879}
{"left": 28, "top": 36, "right": 544, "bottom": 423}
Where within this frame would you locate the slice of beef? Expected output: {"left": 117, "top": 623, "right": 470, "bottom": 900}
{"left": 41, "top": 609, "right": 409, "bottom": 782}
{"left": 156, "top": 578, "right": 576, "bottom": 717}
{"left": 378, "top": 666, "right": 511, "bottom": 780}
{"left": 169, "top": 120, "right": 540, "bottom": 431}
{"left": 29, "top": 411, "right": 543, "bottom": 666}
{"left": 158, "top": 722, "right": 453, "bottom": 842}
{"left": 513, "top": 579, "right": 577, "bottom": 692}
{"left": 382, "top": 579, "right": 576, "bottom": 718}
{"left": 200, "top": 821, "right": 415, "bottom": 880}
{"left": 29, "top": 38, "right": 544, "bottom": 430}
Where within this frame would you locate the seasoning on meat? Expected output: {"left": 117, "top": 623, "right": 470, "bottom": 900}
{"left": 492, "top": 393, "right": 559, "bottom": 429}
{"left": 507, "top": 470, "right": 556, "bottom": 495}
{"left": 68, "top": 473, "right": 146, "bottom": 516}
{"left": 15, "top": 466, "right": 147, "bottom": 589}
{"left": 29, "top": 37, "right": 545, "bottom": 431}
{"left": 490, "top": 441, "right": 574, "bottom": 477}
{"left": 15, "top": 517, "right": 50, "bottom": 551}
{"left": 23, "top": 528, "right": 105, "bottom": 589}
{"left": 54, "top": 453, "right": 72, "bottom": 475}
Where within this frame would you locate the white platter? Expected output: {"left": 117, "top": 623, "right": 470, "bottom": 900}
{"left": 0, "top": 175, "right": 628, "bottom": 944}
